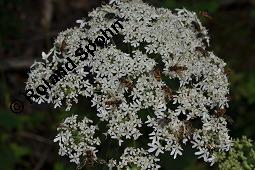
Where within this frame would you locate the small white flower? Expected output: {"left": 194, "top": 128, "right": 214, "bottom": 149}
{"left": 148, "top": 141, "right": 164, "bottom": 156}
{"left": 109, "top": 0, "right": 120, "bottom": 5}
{"left": 170, "top": 144, "right": 183, "bottom": 159}
{"left": 41, "top": 51, "right": 52, "bottom": 60}
{"left": 76, "top": 19, "right": 86, "bottom": 28}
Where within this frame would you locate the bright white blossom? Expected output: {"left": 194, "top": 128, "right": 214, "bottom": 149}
{"left": 54, "top": 115, "right": 100, "bottom": 165}
{"left": 117, "top": 147, "right": 160, "bottom": 169}
{"left": 27, "top": 0, "right": 232, "bottom": 168}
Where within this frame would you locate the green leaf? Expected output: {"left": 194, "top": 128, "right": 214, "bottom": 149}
{"left": 10, "top": 143, "right": 31, "bottom": 158}
{"left": 54, "top": 162, "right": 64, "bottom": 170}
{"left": 0, "top": 109, "right": 21, "bottom": 130}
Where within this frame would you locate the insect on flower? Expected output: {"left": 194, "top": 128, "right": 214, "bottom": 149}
{"left": 214, "top": 107, "right": 234, "bottom": 124}
{"left": 199, "top": 11, "right": 213, "bottom": 20}
{"left": 208, "top": 143, "right": 216, "bottom": 150}
{"left": 55, "top": 37, "right": 67, "bottom": 54}
{"left": 191, "top": 19, "right": 207, "bottom": 39}
{"left": 195, "top": 46, "right": 209, "bottom": 57}
{"left": 191, "top": 20, "right": 202, "bottom": 32}
{"left": 77, "top": 149, "right": 96, "bottom": 169}
{"left": 176, "top": 121, "right": 193, "bottom": 141}
{"left": 224, "top": 67, "right": 232, "bottom": 76}
{"left": 169, "top": 65, "right": 188, "bottom": 77}
{"left": 161, "top": 85, "right": 173, "bottom": 101}
{"left": 58, "top": 123, "right": 68, "bottom": 129}
{"left": 119, "top": 77, "right": 134, "bottom": 91}
{"left": 153, "top": 67, "right": 161, "bottom": 81}
{"left": 158, "top": 117, "right": 171, "bottom": 128}
{"left": 105, "top": 97, "right": 122, "bottom": 108}
{"left": 214, "top": 107, "right": 226, "bottom": 117}
{"left": 85, "top": 149, "right": 96, "bottom": 167}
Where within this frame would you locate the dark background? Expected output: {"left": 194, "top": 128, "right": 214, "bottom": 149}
{"left": 0, "top": 0, "right": 255, "bottom": 169}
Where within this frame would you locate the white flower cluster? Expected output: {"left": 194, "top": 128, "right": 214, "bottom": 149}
{"left": 53, "top": 115, "right": 100, "bottom": 164}
{"left": 117, "top": 147, "right": 160, "bottom": 169}
{"left": 26, "top": 0, "right": 232, "bottom": 168}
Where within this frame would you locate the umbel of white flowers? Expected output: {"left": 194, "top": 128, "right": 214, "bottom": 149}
{"left": 24, "top": 19, "right": 124, "bottom": 103}
{"left": 26, "top": 0, "right": 232, "bottom": 169}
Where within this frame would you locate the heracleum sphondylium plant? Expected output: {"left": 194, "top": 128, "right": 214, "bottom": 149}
{"left": 25, "top": 0, "right": 232, "bottom": 169}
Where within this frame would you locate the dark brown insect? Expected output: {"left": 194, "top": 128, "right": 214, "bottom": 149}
{"left": 119, "top": 77, "right": 134, "bottom": 91}
{"left": 158, "top": 117, "right": 171, "bottom": 128}
{"left": 60, "top": 38, "right": 67, "bottom": 53}
{"left": 195, "top": 46, "right": 209, "bottom": 57}
{"left": 208, "top": 143, "right": 216, "bottom": 150}
{"left": 58, "top": 123, "right": 68, "bottom": 129}
{"left": 84, "top": 149, "right": 96, "bottom": 167}
{"left": 199, "top": 11, "right": 213, "bottom": 20}
{"left": 169, "top": 65, "right": 188, "bottom": 72}
{"left": 214, "top": 108, "right": 226, "bottom": 117}
{"left": 176, "top": 121, "right": 194, "bottom": 141}
{"left": 224, "top": 67, "right": 232, "bottom": 76}
{"left": 105, "top": 98, "right": 122, "bottom": 107}
{"left": 153, "top": 67, "right": 161, "bottom": 81}
{"left": 214, "top": 107, "right": 234, "bottom": 124}
{"left": 226, "top": 94, "right": 232, "bottom": 101}
{"left": 77, "top": 149, "right": 96, "bottom": 169}
{"left": 55, "top": 37, "right": 67, "bottom": 54}
{"left": 191, "top": 21, "right": 202, "bottom": 32}
{"left": 169, "top": 65, "right": 188, "bottom": 77}
{"left": 161, "top": 85, "right": 173, "bottom": 101}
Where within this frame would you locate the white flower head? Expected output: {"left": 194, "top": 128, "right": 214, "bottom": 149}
{"left": 26, "top": 0, "right": 232, "bottom": 167}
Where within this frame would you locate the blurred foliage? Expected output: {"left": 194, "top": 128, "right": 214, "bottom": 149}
{"left": 0, "top": 0, "right": 255, "bottom": 169}
{"left": 217, "top": 136, "right": 255, "bottom": 170}
{"left": 0, "top": 0, "right": 23, "bottom": 50}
